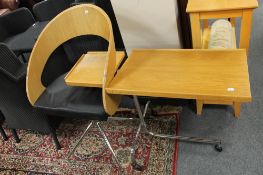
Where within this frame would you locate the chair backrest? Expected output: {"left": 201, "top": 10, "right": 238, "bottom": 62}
{"left": 27, "top": 4, "right": 121, "bottom": 115}
{"left": 0, "top": 7, "right": 35, "bottom": 41}
{"left": 33, "top": 0, "right": 74, "bottom": 21}
{"left": 33, "top": 0, "right": 127, "bottom": 54}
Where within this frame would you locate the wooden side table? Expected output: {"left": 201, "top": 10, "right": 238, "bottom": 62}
{"left": 186, "top": 0, "right": 258, "bottom": 52}
{"left": 186, "top": 0, "right": 258, "bottom": 117}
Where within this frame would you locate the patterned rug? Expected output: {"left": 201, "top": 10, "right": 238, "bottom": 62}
{"left": 0, "top": 106, "right": 181, "bottom": 175}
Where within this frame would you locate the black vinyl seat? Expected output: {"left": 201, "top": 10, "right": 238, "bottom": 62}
{"left": 35, "top": 73, "right": 107, "bottom": 120}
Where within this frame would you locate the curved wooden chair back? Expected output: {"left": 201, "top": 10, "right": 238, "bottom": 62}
{"left": 27, "top": 4, "right": 121, "bottom": 115}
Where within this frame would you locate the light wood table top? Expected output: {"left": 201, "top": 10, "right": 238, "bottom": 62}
{"left": 65, "top": 51, "right": 125, "bottom": 87}
{"left": 106, "top": 49, "right": 251, "bottom": 102}
{"left": 186, "top": 0, "right": 258, "bottom": 12}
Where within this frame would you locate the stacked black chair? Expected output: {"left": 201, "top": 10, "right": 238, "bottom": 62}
{"left": 33, "top": 0, "right": 75, "bottom": 22}
{"left": 0, "top": 8, "right": 35, "bottom": 61}
{"left": 32, "top": 0, "right": 127, "bottom": 61}
{"left": 0, "top": 43, "right": 61, "bottom": 149}
{"left": 0, "top": 7, "right": 47, "bottom": 62}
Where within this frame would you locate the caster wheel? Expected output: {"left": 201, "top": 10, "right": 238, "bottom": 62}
{"left": 3, "top": 137, "right": 8, "bottom": 141}
{"left": 132, "top": 162, "right": 144, "bottom": 172}
{"left": 215, "top": 144, "right": 223, "bottom": 152}
{"left": 15, "top": 139, "right": 21, "bottom": 143}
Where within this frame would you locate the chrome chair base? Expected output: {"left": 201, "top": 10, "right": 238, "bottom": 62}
{"left": 67, "top": 120, "right": 126, "bottom": 174}
{"left": 131, "top": 96, "right": 223, "bottom": 171}
{"left": 67, "top": 121, "right": 93, "bottom": 159}
{"left": 67, "top": 96, "right": 223, "bottom": 173}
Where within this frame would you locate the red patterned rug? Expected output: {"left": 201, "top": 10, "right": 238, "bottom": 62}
{"left": 0, "top": 106, "right": 181, "bottom": 175}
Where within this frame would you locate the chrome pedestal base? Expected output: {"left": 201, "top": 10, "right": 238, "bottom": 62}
{"left": 131, "top": 96, "right": 222, "bottom": 171}
{"left": 67, "top": 96, "right": 223, "bottom": 173}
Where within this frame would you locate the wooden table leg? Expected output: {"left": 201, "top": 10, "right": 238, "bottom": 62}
{"left": 233, "top": 102, "right": 241, "bottom": 118}
{"left": 240, "top": 9, "right": 253, "bottom": 53}
{"left": 203, "top": 19, "right": 209, "bottom": 28}
{"left": 190, "top": 13, "right": 202, "bottom": 48}
{"left": 196, "top": 100, "right": 203, "bottom": 115}
{"left": 230, "top": 18, "right": 235, "bottom": 27}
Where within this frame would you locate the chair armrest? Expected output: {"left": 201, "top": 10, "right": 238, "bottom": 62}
{"left": 0, "top": 65, "right": 26, "bottom": 82}
{"left": 0, "top": 43, "right": 27, "bottom": 82}
{"left": 0, "top": 7, "right": 35, "bottom": 40}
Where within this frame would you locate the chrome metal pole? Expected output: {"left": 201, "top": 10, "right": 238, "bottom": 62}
{"left": 131, "top": 95, "right": 223, "bottom": 171}
{"left": 67, "top": 121, "right": 93, "bottom": 159}
{"left": 96, "top": 122, "right": 123, "bottom": 171}
{"left": 130, "top": 123, "right": 143, "bottom": 171}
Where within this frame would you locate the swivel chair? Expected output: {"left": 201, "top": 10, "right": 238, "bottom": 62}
{"left": 27, "top": 4, "right": 131, "bottom": 169}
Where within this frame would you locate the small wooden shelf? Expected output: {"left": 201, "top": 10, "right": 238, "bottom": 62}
{"left": 65, "top": 51, "right": 125, "bottom": 88}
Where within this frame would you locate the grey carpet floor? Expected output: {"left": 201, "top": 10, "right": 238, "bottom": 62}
{"left": 177, "top": 1, "right": 263, "bottom": 175}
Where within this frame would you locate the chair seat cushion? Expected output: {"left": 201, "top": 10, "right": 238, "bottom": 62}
{"left": 35, "top": 73, "right": 107, "bottom": 121}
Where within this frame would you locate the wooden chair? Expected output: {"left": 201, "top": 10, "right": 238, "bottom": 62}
{"left": 26, "top": 4, "right": 129, "bottom": 170}
{"left": 186, "top": 0, "right": 258, "bottom": 117}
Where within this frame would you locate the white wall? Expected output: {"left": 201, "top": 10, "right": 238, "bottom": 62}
{"left": 111, "top": 0, "right": 181, "bottom": 53}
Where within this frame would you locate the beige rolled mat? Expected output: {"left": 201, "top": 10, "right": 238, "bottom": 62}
{"left": 208, "top": 19, "right": 233, "bottom": 49}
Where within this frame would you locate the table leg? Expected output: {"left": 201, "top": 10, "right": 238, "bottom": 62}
{"left": 190, "top": 13, "right": 202, "bottom": 48}
{"left": 233, "top": 102, "right": 241, "bottom": 118}
{"left": 203, "top": 19, "right": 209, "bottom": 28}
{"left": 131, "top": 96, "right": 223, "bottom": 171}
{"left": 130, "top": 97, "right": 150, "bottom": 171}
{"left": 230, "top": 18, "right": 236, "bottom": 27}
{"left": 196, "top": 100, "right": 204, "bottom": 115}
{"left": 240, "top": 9, "right": 253, "bottom": 53}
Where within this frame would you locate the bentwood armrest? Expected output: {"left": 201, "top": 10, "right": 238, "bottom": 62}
{"left": 64, "top": 51, "right": 126, "bottom": 87}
